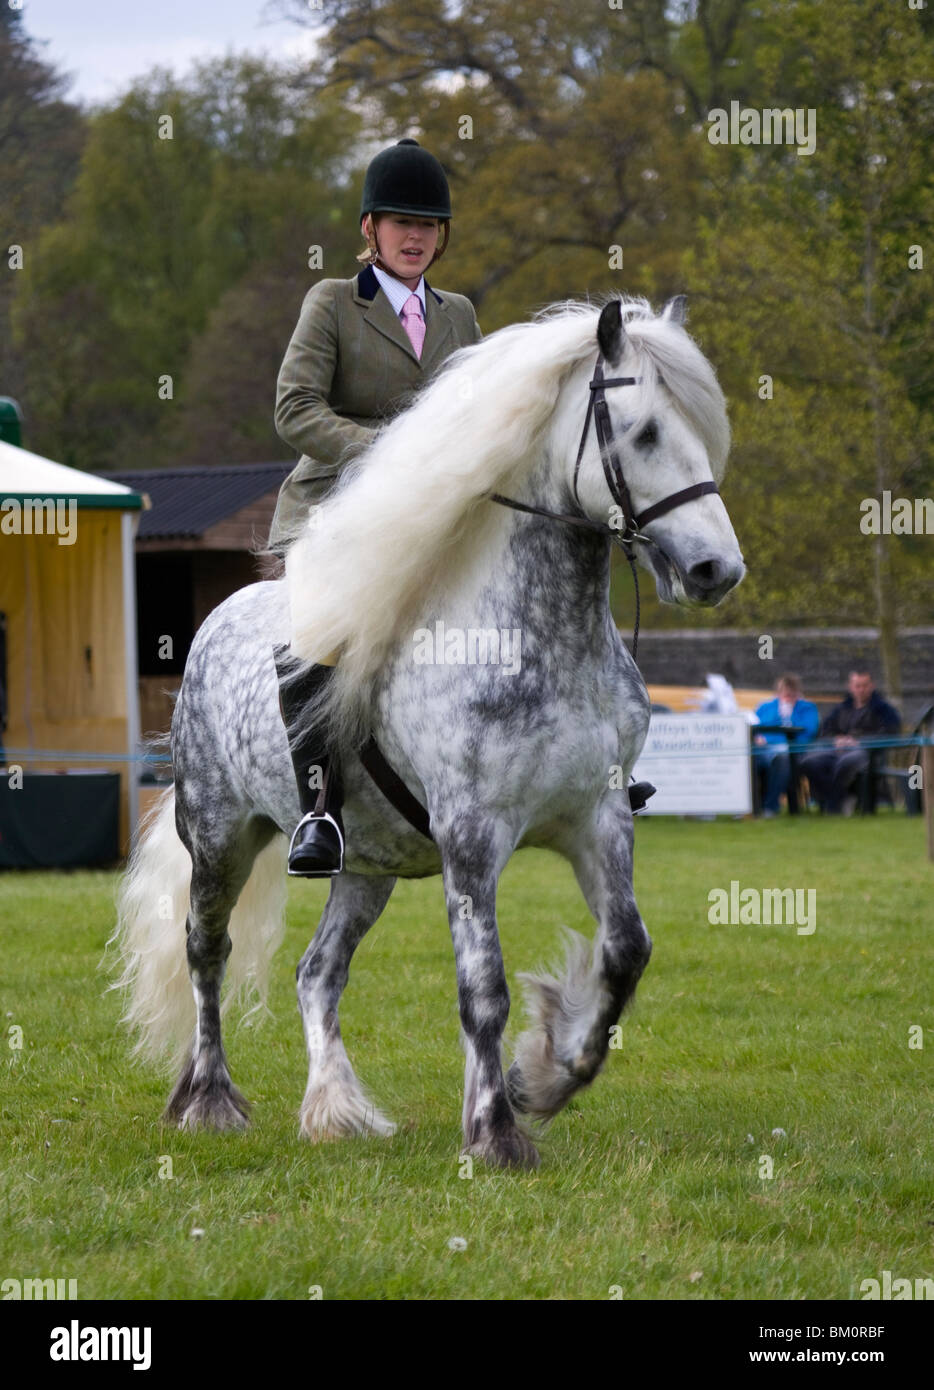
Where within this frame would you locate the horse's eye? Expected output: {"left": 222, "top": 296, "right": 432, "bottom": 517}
{"left": 634, "top": 420, "right": 658, "bottom": 448}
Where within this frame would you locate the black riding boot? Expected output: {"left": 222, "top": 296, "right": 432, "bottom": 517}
{"left": 274, "top": 645, "right": 345, "bottom": 877}
{"left": 628, "top": 780, "right": 656, "bottom": 813}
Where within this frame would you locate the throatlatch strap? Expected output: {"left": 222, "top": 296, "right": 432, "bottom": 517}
{"left": 359, "top": 737, "right": 434, "bottom": 840}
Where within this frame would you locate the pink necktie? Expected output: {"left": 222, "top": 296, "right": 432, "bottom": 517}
{"left": 401, "top": 293, "right": 425, "bottom": 359}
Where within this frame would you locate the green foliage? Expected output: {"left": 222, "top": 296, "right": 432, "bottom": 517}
{"left": 0, "top": 16, "right": 85, "bottom": 409}
{"left": 9, "top": 56, "right": 362, "bottom": 469}
{"left": 683, "top": 0, "right": 934, "bottom": 660}
{"left": 4, "top": 0, "right": 932, "bottom": 648}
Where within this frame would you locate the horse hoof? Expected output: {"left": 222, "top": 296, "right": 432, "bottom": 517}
{"left": 167, "top": 1088, "right": 251, "bottom": 1132}
{"left": 299, "top": 1089, "right": 396, "bottom": 1141}
{"left": 466, "top": 1126, "right": 540, "bottom": 1171}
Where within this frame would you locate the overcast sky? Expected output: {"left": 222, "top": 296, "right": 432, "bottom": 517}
{"left": 23, "top": 0, "right": 320, "bottom": 105}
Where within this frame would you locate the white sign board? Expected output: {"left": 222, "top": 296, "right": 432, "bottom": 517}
{"left": 632, "top": 713, "right": 752, "bottom": 816}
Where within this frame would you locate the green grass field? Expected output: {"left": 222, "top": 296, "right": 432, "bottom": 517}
{"left": 1, "top": 817, "right": 931, "bottom": 1300}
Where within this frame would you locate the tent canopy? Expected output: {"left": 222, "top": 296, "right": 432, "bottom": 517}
{"left": 0, "top": 438, "right": 145, "bottom": 857}
{"left": 0, "top": 440, "right": 145, "bottom": 509}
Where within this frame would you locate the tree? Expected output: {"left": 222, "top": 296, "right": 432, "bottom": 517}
{"left": 274, "top": 0, "right": 723, "bottom": 322}
{"left": 685, "top": 0, "right": 934, "bottom": 696}
{"left": 10, "top": 57, "right": 361, "bottom": 469}
{"left": 0, "top": 10, "right": 85, "bottom": 409}
{"left": 164, "top": 263, "right": 323, "bottom": 468}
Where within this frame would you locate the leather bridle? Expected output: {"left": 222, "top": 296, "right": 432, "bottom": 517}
{"left": 490, "top": 350, "right": 721, "bottom": 660}
{"left": 580, "top": 356, "right": 720, "bottom": 540}
{"left": 492, "top": 350, "right": 720, "bottom": 548}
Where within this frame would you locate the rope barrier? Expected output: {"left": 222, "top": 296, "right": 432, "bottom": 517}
{"left": 2, "top": 733, "right": 931, "bottom": 767}
{"left": 1, "top": 748, "right": 171, "bottom": 765}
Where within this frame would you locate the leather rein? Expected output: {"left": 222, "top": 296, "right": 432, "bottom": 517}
{"left": 491, "top": 351, "right": 719, "bottom": 661}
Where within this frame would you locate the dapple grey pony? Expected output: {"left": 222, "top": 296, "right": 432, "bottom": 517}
{"left": 113, "top": 296, "right": 744, "bottom": 1169}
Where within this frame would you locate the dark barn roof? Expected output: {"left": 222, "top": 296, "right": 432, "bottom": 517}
{"left": 102, "top": 463, "right": 292, "bottom": 539}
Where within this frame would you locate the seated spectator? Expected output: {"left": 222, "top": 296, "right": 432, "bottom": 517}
{"left": 754, "top": 674, "right": 820, "bottom": 817}
{"left": 698, "top": 673, "right": 739, "bottom": 715}
{"left": 799, "top": 667, "right": 900, "bottom": 814}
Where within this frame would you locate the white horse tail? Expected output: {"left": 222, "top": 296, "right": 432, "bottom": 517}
{"left": 109, "top": 787, "right": 288, "bottom": 1068}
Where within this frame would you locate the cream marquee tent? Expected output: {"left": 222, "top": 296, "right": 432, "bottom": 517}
{"left": 0, "top": 439, "right": 147, "bottom": 855}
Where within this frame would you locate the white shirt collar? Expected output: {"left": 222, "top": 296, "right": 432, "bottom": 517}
{"left": 372, "top": 264, "right": 426, "bottom": 318}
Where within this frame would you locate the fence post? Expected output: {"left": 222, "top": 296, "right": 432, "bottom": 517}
{"left": 923, "top": 740, "right": 934, "bottom": 864}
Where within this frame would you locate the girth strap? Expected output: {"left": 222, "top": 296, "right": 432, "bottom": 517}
{"left": 359, "top": 736, "right": 434, "bottom": 840}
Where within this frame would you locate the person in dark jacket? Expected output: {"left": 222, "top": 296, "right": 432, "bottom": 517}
{"left": 799, "top": 667, "right": 900, "bottom": 813}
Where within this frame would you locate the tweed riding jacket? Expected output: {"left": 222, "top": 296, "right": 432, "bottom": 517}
{"left": 269, "top": 264, "right": 482, "bottom": 550}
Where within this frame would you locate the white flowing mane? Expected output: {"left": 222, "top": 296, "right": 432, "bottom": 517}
{"left": 285, "top": 296, "right": 729, "bottom": 736}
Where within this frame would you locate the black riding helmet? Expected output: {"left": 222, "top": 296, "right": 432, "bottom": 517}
{"left": 360, "top": 138, "right": 452, "bottom": 220}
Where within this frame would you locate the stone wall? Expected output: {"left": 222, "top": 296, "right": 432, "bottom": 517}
{"left": 635, "top": 628, "right": 934, "bottom": 710}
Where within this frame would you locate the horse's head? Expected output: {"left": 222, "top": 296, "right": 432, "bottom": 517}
{"left": 569, "top": 297, "right": 744, "bottom": 607}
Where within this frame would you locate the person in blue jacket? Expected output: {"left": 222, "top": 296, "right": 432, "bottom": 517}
{"left": 753, "top": 674, "right": 820, "bottom": 817}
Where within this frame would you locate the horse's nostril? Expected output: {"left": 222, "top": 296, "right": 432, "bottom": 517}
{"left": 687, "top": 559, "right": 723, "bottom": 590}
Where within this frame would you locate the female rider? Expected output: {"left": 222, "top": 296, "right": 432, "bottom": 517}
{"left": 270, "top": 138, "right": 482, "bottom": 876}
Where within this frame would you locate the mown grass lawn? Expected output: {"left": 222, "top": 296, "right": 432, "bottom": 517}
{"left": 1, "top": 816, "right": 931, "bottom": 1300}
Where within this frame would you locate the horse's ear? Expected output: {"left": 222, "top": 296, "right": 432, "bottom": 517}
{"left": 663, "top": 295, "right": 688, "bottom": 326}
{"left": 597, "top": 300, "right": 626, "bottom": 364}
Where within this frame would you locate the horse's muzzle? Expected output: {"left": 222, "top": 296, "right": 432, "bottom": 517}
{"left": 682, "top": 555, "right": 746, "bottom": 605}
